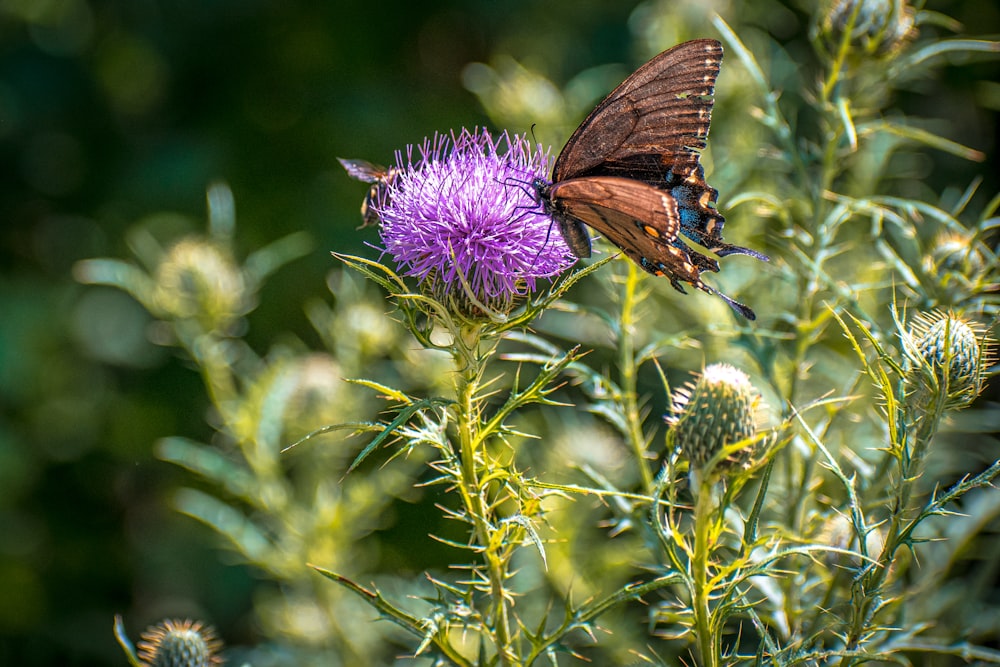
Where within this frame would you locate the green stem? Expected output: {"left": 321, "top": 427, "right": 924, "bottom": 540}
{"left": 177, "top": 324, "right": 238, "bottom": 421}
{"left": 691, "top": 483, "right": 719, "bottom": 667}
{"left": 820, "top": 0, "right": 863, "bottom": 104}
{"left": 619, "top": 262, "right": 655, "bottom": 493}
{"left": 896, "top": 395, "right": 944, "bottom": 514}
{"left": 453, "top": 326, "right": 514, "bottom": 665}
{"left": 839, "top": 394, "right": 946, "bottom": 663}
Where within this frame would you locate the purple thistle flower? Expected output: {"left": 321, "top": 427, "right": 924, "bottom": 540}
{"left": 375, "top": 128, "right": 576, "bottom": 315}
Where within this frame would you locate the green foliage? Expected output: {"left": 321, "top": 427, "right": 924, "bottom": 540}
{"left": 34, "top": 1, "right": 999, "bottom": 665}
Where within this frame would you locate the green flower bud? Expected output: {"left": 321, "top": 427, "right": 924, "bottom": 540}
{"left": 927, "top": 231, "right": 986, "bottom": 278}
{"left": 822, "top": 0, "right": 916, "bottom": 57}
{"left": 667, "top": 364, "right": 766, "bottom": 478}
{"left": 816, "top": 513, "right": 885, "bottom": 568}
{"left": 137, "top": 619, "right": 223, "bottom": 667}
{"left": 905, "top": 312, "right": 990, "bottom": 411}
{"left": 153, "top": 236, "right": 247, "bottom": 330}
{"left": 283, "top": 353, "right": 345, "bottom": 441}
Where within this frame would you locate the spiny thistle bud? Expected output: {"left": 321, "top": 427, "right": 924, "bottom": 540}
{"left": 283, "top": 353, "right": 345, "bottom": 441}
{"left": 667, "top": 364, "right": 766, "bottom": 480}
{"left": 926, "top": 230, "right": 987, "bottom": 278}
{"left": 153, "top": 236, "right": 247, "bottom": 330}
{"left": 816, "top": 513, "right": 886, "bottom": 568}
{"left": 822, "top": 0, "right": 916, "bottom": 57}
{"left": 137, "top": 619, "right": 223, "bottom": 667}
{"left": 904, "top": 312, "right": 991, "bottom": 411}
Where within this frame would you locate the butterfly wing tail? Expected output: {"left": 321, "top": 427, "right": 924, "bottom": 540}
{"left": 682, "top": 241, "right": 760, "bottom": 319}
{"left": 711, "top": 241, "right": 770, "bottom": 262}
{"left": 706, "top": 285, "right": 757, "bottom": 320}
{"left": 668, "top": 273, "right": 756, "bottom": 320}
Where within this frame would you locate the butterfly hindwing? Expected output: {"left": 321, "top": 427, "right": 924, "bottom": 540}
{"left": 548, "top": 177, "right": 687, "bottom": 276}
{"left": 547, "top": 176, "right": 756, "bottom": 319}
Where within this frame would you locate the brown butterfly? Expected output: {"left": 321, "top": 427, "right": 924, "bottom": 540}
{"left": 535, "top": 39, "right": 767, "bottom": 319}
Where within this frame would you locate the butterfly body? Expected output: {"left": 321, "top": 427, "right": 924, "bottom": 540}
{"left": 535, "top": 39, "right": 767, "bottom": 319}
{"left": 532, "top": 177, "right": 594, "bottom": 258}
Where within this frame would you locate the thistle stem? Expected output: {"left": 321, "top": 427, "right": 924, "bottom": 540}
{"left": 840, "top": 394, "right": 946, "bottom": 662}
{"left": 820, "top": 0, "right": 863, "bottom": 104}
{"left": 620, "top": 262, "right": 655, "bottom": 492}
{"left": 691, "top": 482, "right": 719, "bottom": 667}
{"left": 453, "top": 327, "right": 514, "bottom": 665}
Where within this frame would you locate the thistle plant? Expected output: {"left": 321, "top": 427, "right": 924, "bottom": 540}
{"left": 653, "top": 363, "right": 775, "bottom": 667}
{"left": 330, "top": 127, "right": 605, "bottom": 664}
{"left": 90, "top": 3, "right": 1000, "bottom": 666}
{"left": 80, "top": 185, "right": 443, "bottom": 666}
{"left": 115, "top": 616, "right": 224, "bottom": 667}
{"left": 457, "top": 0, "right": 1000, "bottom": 662}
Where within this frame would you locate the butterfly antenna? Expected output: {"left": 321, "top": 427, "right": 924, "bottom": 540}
{"left": 499, "top": 175, "right": 536, "bottom": 201}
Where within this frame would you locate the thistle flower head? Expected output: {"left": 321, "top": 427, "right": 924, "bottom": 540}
{"left": 667, "top": 363, "right": 767, "bottom": 482}
{"left": 137, "top": 619, "right": 223, "bottom": 667}
{"left": 374, "top": 128, "right": 576, "bottom": 318}
{"left": 904, "top": 311, "right": 992, "bottom": 411}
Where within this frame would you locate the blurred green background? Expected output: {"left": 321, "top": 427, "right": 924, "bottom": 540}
{"left": 1, "top": 0, "right": 997, "bottom": 664}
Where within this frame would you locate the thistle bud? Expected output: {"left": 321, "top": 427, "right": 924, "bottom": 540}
{"left": 667, "top": 364, "right": 766, "bottom": 479}
{"left": 283, "top": 353, "right": 345, "bottom": 441}
{"left": 137, "top": 619, "right": 223, "bottom": 667}
{"left": 905, "top": 312, "right": 989, "bottom": 411}
{"left": 927, "top": 231, "right": 986, "bottom": 278}
{"left": 153, "top": 237, "right": 247, "bottom": 330}
{"left": 822, "top": 0, "right": 916, "bottom": 57}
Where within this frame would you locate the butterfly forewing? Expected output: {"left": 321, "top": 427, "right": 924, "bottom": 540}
{"left": 553, "top": 39, "right": 723, "bottom": 183}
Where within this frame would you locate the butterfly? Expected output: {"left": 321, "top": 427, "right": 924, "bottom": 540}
{"left": 338, "top": 157, "right": 397, "bottom": 228}
{"left": 534, "top": 39, "right": 768, "bottom": 319}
